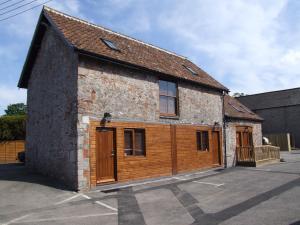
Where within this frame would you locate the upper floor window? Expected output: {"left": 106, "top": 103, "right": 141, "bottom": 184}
{"left": 159, "top": 80, "right": 177, "bottom": 116}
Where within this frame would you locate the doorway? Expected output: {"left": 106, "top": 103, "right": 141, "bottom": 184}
{"left": 96, "top": 128, "right": 116, "bottom": 183}
{"left": 212, "top": 131, "right": 221, "bottom": 165}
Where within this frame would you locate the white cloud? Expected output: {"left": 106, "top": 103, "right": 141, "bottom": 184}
{"left": 0, "top": 0, "right": 82, "bottom": 115}
{"left": 158, "top": 0, "right": 300, "bottom": 94}
{"left": 0, "top": 85, "right": 26, "bottom": 115}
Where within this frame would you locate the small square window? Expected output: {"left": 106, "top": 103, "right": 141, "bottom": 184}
{"left": 101, "top": 38, "right": 119, "bottom": 51}
{"left": 124, "top": 129, "right": 146, "bottom": 156}
{"left": 197, "top": 131, "right": 209, "bottom": 151}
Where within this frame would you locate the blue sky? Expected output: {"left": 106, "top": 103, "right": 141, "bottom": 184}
{"left": 0, "top": 0, "right": 300, "bottom": 115}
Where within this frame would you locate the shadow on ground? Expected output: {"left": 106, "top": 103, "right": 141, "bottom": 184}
{"left": 0, "top": 163, "right": 71, "bottom": 191}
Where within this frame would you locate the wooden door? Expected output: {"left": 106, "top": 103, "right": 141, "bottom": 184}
{"left": 236, "top": 127, "right": 254, "bottom": 162}
{"left": 96, "top": 128, "right": 116, "bottom": 183}
{"left": 212, "top": 131, "right": 221, "bottom": 165}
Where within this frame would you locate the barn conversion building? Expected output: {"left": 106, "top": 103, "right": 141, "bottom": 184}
{"left": 18, "top": 7, "right": 263, "bottom": 190}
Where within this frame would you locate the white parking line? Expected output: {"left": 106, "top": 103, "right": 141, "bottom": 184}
{"left": 247, "top": 168, "right": 271, "bottom": 172}
{"left": 81, "top": 194, "right": 91, "bottom": 199}
{"left": 193, "top": 181, "right": 224, "bottom": 187}
{"left": 90, "top": 168, "right": 223, "bottom": 193}
{"left": 55, "top": 193, "right": 83, "bottom": 205}
{"left": 19, "top": 213, "right": 117, "bottom": 223}
{"left": 3, "top": 214, "right": 31, "bottom": 225}
{"left": 96, "top": 177, "right": 175, "bottom": 193}
{"left": 173, "top": 177, "right": 188, "bottom": 181}
{"left": 95, "top": 201, "right": 118, "bottom": 211}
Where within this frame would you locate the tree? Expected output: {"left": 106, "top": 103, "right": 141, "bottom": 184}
{"left": 0, "top": 115, "right": 26, "bottom": 141}
{"left": 232, "top": 93, "right": 246, "bottom": 97}
{"left": 4, "top": 103, "right": 27, "bottom": 116}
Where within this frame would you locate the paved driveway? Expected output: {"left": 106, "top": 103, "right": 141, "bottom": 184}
{"left": 0, "top": 151, "right": 299, "bottom": 225}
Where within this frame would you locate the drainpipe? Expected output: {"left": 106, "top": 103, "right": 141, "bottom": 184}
{"left": 222, "top": 91, "right": 227, "bottom": 168}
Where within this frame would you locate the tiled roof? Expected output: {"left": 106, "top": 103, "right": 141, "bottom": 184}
{"left": 224, "top": 95, "right": 263, "bottom": 121}
{"left": 40, "top": 7, "right": 228, "bottom": 91}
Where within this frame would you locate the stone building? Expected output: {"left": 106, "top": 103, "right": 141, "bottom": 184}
{"left": 237, "top": 88, "right": 300, "bottom": 149}
{"left": 18, "top": 7, "right": 257, "bottom": 190}
{"left": 224, "top": 95, "right": 263, "bottom": 167}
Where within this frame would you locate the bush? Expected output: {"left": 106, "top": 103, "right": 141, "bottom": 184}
{"left": 0, "top": 115, "right": 26, "bottom": 141}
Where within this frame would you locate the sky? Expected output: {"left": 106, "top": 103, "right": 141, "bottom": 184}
{"left": 0, "top": 0, "right": 300, "bottom": 115}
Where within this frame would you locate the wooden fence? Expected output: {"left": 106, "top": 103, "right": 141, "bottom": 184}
{"left": 236, "top": 145, "right": 280, "bottom": 166}
{"left": 254, "top": 145, "right": 280, "bottom": 162}
{"left": 264, "top": 133, "right": 291, "bottom": 151}
{"left": 0, "top": 140, "right": 25, "bottom": 163}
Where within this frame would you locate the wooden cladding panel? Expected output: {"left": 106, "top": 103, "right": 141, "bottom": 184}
{"left": 89, "top": 121, "right": 222, "bottom": 188}
{"left": 175, "top": 125, "right": 222, "bottom": 173}
{"left": 0, "top": 140, "right": 25, "bottom": 163}
{"left": 89, "top": 121, "right": 173, "bottom": 187}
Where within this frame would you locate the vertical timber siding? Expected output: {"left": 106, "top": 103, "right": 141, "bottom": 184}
{"left": 0, "top": 140, "right": 25, "bottom": 163}
{"left": 89, "top": 121, "right": 222, "bottom": 188}
{"left": 176, "top": 125, "right": 222, "bottom": 173}
{"left": 89, "top": 121, "right": 173, "bottom": 187}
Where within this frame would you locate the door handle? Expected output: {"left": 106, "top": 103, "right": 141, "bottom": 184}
{"left": 111, "top": 150, "right": 115, "bottom": 156}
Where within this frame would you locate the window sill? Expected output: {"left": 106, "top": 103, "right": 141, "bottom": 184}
{"left": 124, "top": 155, "right": 147, "bottom": 159}
{"left": 160, "top": 115, "right": 180, "bottom": 120}
{"left": 197, "top": 150, "right": 210, "bottom": 153}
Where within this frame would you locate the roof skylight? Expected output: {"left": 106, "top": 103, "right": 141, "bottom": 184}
{"left": 229, "top": 102, "right": 244, "bottom": 113}
{"left": 183, "top": 65, "right": 197, "bottom": 76}
{"left": 241, "top": 105, "right": 255, "bottom": 115}
{"left": 101, "top": 38, "right": 119, "bottom": 51}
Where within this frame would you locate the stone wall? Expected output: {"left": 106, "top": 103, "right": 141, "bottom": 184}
{"left": 225, "top": 120, "right": 262, "bottom": 167}
{"left": 26, "top": 26, "right": 78, "bottom": 189}
{"left": 77, "top": 56, "right": 223, "bottom": 125}
{"left": 77, "top": 56, "right": 224, "bottom": 189}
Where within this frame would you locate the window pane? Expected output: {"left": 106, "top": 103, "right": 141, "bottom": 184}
{"left": 160, "top": 96, "right": 168, "bottom": 114}
{"left": 196, "top": 132, "right": 201, "bottom": 151}
{"left": 125, "top": 149, "right": 133, "bottom": 156}
{"left": 159, "top": 80, "right": 168, "bottom": 95}
{"left": 202, "top": 131, "right": 209, "bottom": 151}
{"left": 124, "top": 130, "right": 133, "bottom": 155}
{"left": 167, "top": 97, "right": 176, "bottom": 114}
{"left": 135, "top": 130, "right": 145, "bottom": 155}
{"left": 167, "top": 82, "right": 177, "bottom": 97}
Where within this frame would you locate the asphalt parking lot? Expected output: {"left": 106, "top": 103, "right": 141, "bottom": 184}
{"left": 0, "top": 151, "right": 299, "bottom": 225}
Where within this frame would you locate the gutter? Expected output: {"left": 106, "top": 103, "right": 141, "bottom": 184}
{"left": 222, "top": 91, "right": 227, "bottom": 168}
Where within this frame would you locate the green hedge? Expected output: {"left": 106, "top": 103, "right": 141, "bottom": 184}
{"left": 0, "top": 115, "right": 26, "bottom": 141}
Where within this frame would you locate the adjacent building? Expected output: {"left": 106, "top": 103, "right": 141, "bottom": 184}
{"left": 237, "top": 88, "right": 300, "bottom": 149}
{"left": 224, "top": 95, "right": 263, "bottom": 166}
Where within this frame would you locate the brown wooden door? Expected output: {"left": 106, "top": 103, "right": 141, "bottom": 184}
{"left": 96, "top": 128, "right": 116, "bottom": 183}
{"left": 212, "top": 131, "right": 221, "bottom": 165}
